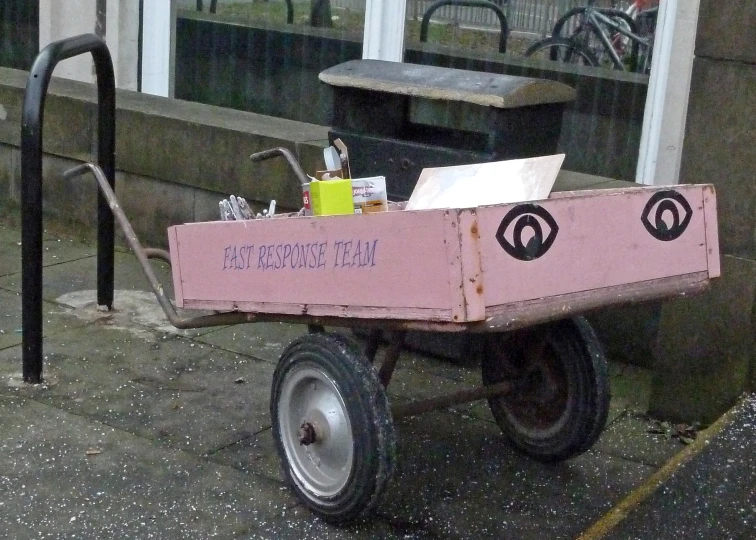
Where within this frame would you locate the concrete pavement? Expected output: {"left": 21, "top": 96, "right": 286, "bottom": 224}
{"left": 0, "top": 219, "right": 751, "bottom": 539}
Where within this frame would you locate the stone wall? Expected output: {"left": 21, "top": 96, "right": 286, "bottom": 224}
{"left": 0, "top": 66, "right": 329, "bottom": 247}
{"left": 649, "top": 0, "right": 756, "bottom": 422}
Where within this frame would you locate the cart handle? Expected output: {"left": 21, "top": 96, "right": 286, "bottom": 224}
{"left": 249, "top": 147, "right": 309, "bottom": 186}
{"left": 63, "top": 163, "right": 255, "bottom": 329}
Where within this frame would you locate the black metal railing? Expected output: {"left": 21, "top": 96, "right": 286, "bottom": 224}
{"left": 21, "top": 34, "right": 116, "bottom": 383}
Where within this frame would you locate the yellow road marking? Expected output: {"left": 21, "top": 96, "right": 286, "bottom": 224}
{"left": 577, "top": 403, "right": 740, "bottom": 540}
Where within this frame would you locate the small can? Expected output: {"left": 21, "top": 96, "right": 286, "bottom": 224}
{"left": 302, "top": 183, "right": 312, "bottom": 216}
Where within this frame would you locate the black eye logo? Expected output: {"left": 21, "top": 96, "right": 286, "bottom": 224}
{"left": 496, "top": 204, "right": 559, "bottom": 261}
{"left": 641, "top": 191, "right": 692, "bottom": 241}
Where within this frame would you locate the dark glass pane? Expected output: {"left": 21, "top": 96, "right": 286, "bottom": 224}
{"left": 404, "top": 0, "right": 660, "bottom": 180}
{"left": 0, "top": 0, "right": 39, "bottom": 70}
{"left": 175, "top": 0, "right": 364, "bottom": 125}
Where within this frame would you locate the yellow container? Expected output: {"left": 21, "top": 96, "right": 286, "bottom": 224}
{"left": 309, "top": 178, "right": 354, "bottom": 216}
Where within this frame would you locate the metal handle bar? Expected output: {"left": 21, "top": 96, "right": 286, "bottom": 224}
{"left": 63, "top": 163, "right": 253, "bottom": 330}
{"left": 249, "top": 147, "right": 309, "bottom": 186}
{"left": 420, "top": 0, "right": 509, "bottom": 54}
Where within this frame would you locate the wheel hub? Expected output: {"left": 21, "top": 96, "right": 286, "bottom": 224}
{"left": 278, "top": 364, "right": 354, "bottom": 498}
{"left": 486, "top": 331, "right": 569, "bottom": 433}
{"left": 298, "top": 422, "right": 318, "bottom": 446}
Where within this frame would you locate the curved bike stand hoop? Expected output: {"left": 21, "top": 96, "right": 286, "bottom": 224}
{"left": 283, "top": 0, "right": 331, "bottom": 26}
{"left": 20, "top": 34, "right": 116, "bottom": 383}
{"left": 283, "top": 0, "right": 294, "bottom": 24}
{"left": 420, "top": 0, "right": 509, "bottom": 54}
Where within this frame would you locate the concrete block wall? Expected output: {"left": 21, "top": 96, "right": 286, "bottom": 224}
{"left": 649, "top": 0, "right": 756, "bottom": 423}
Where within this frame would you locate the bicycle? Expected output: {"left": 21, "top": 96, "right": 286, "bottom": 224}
{"left": 524, "top": 0, "right": 657, "bottom": 73}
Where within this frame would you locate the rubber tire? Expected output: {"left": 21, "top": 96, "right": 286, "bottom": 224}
{"left": 525, "top": 37, "right": 599, "bottom": 67}
{"left": 482, "top": 317, "right": 610, "bottom": 462}
{"left": 271, "top": 332, "right": 396, "bottom": 523}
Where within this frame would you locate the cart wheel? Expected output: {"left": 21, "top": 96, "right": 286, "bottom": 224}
{"left": 482, "top": 317, "right": 610, "bottom": 462}
{"left": 271, "top": 332, "right": 396, "bottom": 523}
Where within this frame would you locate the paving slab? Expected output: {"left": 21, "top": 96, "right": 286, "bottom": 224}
{"left": 197, "top": 322, "right": 307, "bottom": 364}
{"left": 604, "top": 395, "right": 756, "bottom": 540}
{"left": 0, "top": 395, "right": 406, "bottom": 539}
{"left": 0, "top": 223, "right": 95, "bottom": 278}
{"left": 0, "top": 288, "right": 87, "bottom": 351}
{"left": 208, "top": 426, "right": 283, "bottom": 484}
{"left": 591, "top": 412, "right": 688, "bottom": 468}
{"left": 379, "top": 412, "right": 655, "bottom": 539}
{"left": 0, "top": 323, "right": 276, "bottom": 457}
{"left": 211, "top": 407, "right": 657, "bottom": 539}
{"left": 0, "top": 288, "right": 24, "bottom": 349}
{"left": 0, "top": 396, "right": 294, "bottom": 539}
{"left": 0, "top": 250, "right": 174, "bottom": 300}
{"left": 56, "top": 288, "right": 221, "bottom": 338}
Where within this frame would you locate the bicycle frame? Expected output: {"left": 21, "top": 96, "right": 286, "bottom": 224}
{"left": 576, "top": 8, "right": 650, "bottom": 71}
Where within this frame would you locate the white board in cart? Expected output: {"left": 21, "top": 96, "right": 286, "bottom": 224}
{"left": 405, "top": 154, "right": 565, "bottom": 211}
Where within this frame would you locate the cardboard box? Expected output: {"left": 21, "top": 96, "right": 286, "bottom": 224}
{"left": 309, "top": 179, "right": 354, "bottom": 216}
{"left": 352, "top": 176, "right": 388, "bottom": 214}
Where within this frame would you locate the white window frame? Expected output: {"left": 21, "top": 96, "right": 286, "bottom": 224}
{"left": 362, "top": 0, "right": 407, "bottom": 62}
{"left": 637, "top": 0, "right": 700, "bottom": 185}
{"left": 140, "top": 0, "right": 176, "bottom": 97}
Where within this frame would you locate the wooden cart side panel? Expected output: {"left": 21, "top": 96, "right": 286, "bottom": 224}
{"left": 457, "top": 209, "right": 485, "bottom": 321}
{"left": 442, "top": 210, "right": 467, "bottom": 322}
{"left": 170, "top": 210, "right": 455, "bottom": 320}
{"left": 167, "top": 226, "right": 185, "bottom": 308}
{"left": 482, "top": 271, "right": 711, "bottom": 332}
{"left": 182, "top": 299, "right": 452, "bottom": 321}
{"left": 477, "top": 185, "right": 711, "bottom": 306}
{"left": 702, "top": 185, "right": 721, "bottom": 278}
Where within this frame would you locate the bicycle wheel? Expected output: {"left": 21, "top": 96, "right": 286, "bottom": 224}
{"left": 552, "top": 7, "right": 639, "bottom": 70}
{"left": 525, "top": 37, "right": 598, "bottom": 67}
{"left": 551, "top": 7, "right": 588, "bottom": 39}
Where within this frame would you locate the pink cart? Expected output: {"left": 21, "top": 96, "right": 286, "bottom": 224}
{"left": 66, "top": 160, "right": 719, "bottom": 523}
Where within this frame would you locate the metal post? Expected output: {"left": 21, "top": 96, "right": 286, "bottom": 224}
{"left": 20, "top": 34, "right": 115, "bottom": 383}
